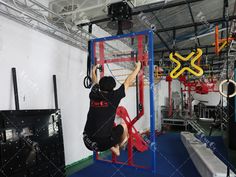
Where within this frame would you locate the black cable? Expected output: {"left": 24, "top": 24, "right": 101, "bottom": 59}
{"left": 84, "top": 25, "right": 93, "bottom": 89}
{"left": 105, "top": 63, "right": 122, "bottom": 85}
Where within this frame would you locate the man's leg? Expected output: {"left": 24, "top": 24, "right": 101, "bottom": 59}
{"left": 119, "top": 123, "right": 129, "bottom": 147}
{"left": 110, "top": 145, "right": 120, "bottom": 156}
{"left": 110, "top": 124, "right": 128, "bottom": 156}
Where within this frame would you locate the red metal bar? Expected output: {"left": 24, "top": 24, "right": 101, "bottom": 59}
{"left": 168, "top": 80, "right": 172, "bottom": 117}
{"left": 138, "top": 35, "right": 145, "bottom": 117}
{"left": 96, "top": 55, "right": 148, "bottom": 64}
{"left": 97, "top": 158, "right": 148, "bottom": 169}
{"left": 130, "top": 35, "right": 145, "bottom": 126}
{"left": 99, "top": 42, "right": 105, "bottom": 78}
{"left": 97, "top": 57, "right": 136, "bottom": 64}
{"left": 96, "top": 152, "right": 99, "bottom": 160}
{"left": 139, "top": 69, "right": 144, "bottom": 115}
{"left": 111, "top": 150, "right": 117, "bottom": 162}
{"left": 182, "top": 89, "right": 195, "bottom": 92}
{"left": 94, "top": 42, "right": 96, "bottom": 60}
{"left": 138, "top": 35, "right": 143, "bottom": 61}
{"left": 128, "top": 128, "right": 133, "bottom": 166}
{"left": 215, "top": 25, "right": 219, "bottom": 55}
{"left": 188, "top": 86, "right": 192, "bottom": 116}
{"left": 129, "top": 78, "right": 144, "bottom": 126}
{"left": 128, "top": 35, "right": 144, "bottom": 166}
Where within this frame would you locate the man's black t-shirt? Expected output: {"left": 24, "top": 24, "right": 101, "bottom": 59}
{"left": 84, "top": 84, "right": 126, "bottom": 138}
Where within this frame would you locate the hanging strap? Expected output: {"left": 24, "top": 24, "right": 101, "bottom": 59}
{"left": 84, "top": 25, "right": 93, "bottom": 89}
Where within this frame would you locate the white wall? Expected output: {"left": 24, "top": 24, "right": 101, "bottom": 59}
{"left": 0, "top": 15, "right": 92, "bottom": 165}
{"left": 155, "top": 80, "right": 181, "bottom": 130}
{"left": 0, "top": 15, "right": 157, "bottom": 167}
{"left": 193, "top": 92, "right": 221, "bottom": 106}
{"left": 0, "top": 14, "right": 162, "bottom": 166}
{"left": 157, "top": 80, "right": 181, "bottom": 107}
{"left": 118, "top": 86, "right": 152, "bottom": 132}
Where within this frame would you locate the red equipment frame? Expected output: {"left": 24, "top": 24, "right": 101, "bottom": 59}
{"left": 93, "top": 35, "right": 150, "bottom": 169}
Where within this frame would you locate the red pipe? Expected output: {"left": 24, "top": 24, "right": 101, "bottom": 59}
{"left": 188, "top": 86, "right": 192, "bottom": 116}
{"left": 96, "top": 54, "right": 148, "bottom": 64}
{"left": 215, "top": 25, "right": 219, "bottom": 55}
{"left": 128, "top": 35, "right": 144, "bottom": 165}
{"left": 130, "top": 35, "right": 145, "bottom": 126}
{"left": 99, "top": 42, "right": 105, "bottom": 78}
{"left": 168, "top": 80, "right": 172, "bottom": 117}
{"left": 128, "top": 128, "right": 133, "bottom": 166}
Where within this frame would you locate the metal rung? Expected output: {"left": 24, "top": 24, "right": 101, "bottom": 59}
{"left": 188, "top": 120, "right": 206, "bottom": 133}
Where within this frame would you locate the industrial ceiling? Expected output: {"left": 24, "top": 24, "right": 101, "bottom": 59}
{"left": 1, "top": 0, "right": 236, "bottom": 76}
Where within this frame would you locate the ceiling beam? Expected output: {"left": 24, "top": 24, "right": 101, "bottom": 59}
{"left": 78, "top": 0, "right": 204, "bottom": 27}
{"left": 155, "top": 15, "right": 236, "bottom": 33}
{"left": 155, "top": 45, "right": 214, "bottom": 53}
{"left": 132, "top": 0, "right": 204, "bottom": 15}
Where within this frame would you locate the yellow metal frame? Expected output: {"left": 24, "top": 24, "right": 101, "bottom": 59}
{"left": 169, "top": 48, "right": 204, "bottom": 79}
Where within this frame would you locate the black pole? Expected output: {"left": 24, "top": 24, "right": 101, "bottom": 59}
{"left": 130, "top": 38, "right": 139, "bottom": 117}
{"left": 135, "top": 54, "right": 140, "bottom": 116}
{"left": 53, "top": 75, "right": 58, "bottom": 110}
{"left": 173, "top": 29, "right": 176, "bottom": 53}
{"left": 136, "top": 71, "right": 139, "bottom": 117}
{"left": 12, "top": 68, "right": 20, "bottom": 110}
{"left": 224, "top": 0, "right": 230, "bottom": 176}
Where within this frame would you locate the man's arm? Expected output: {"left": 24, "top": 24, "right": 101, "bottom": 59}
{"left": 124, "top": 62, "right": 141, "bottom": 92}
{"left": 92, "top": 64, "right": 100, "bottom": 84}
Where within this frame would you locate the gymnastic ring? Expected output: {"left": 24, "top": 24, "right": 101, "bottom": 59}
{"left": 218, "top": 79, "right": 236, "bottom": 98}
{"left": 84, "top": 76, "right": 92, "bottom": 89}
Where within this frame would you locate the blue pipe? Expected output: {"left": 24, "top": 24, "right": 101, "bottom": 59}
{"left": 92, "top": 30, "right": 151, "bottom": 42}
{"left": 148, "top": 31, "right": 157, "bottom": 174}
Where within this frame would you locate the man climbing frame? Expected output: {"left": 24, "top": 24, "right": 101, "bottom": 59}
{"left": 83, "top": 61, "right": 142, "bottom": 156}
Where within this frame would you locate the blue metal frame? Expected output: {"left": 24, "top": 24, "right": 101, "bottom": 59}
{"left": 91, "top": 30, "right": 151, "bottom": 43}
{"left": 147, "top": 31, "right": 157, "bottom": 174}
{"left": 90, "top": 30, "right": 157, "bottom": 174}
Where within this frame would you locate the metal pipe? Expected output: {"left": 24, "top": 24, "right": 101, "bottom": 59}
{"left": 155, "top": 45, "right": 236, "bottom": 54}
{"left": 53, "top": 75, "right": 58, "bottom": 110}
{"left": 189, "top": 28, "right": 227, "bottom": 40}
{"left": 0, "top": 8, "right": 85, "bottom": 50}
{"left": 12, "top": 68, "right": 20, "bottom": 110}
{"left": 0, "top": 0, "right": 121, "bottom": 54}
{"left": 168, "top": 80, "right": 172, "bottom": 117}
{"left": 28, "top": 0, "right": 63, "bottom": 19}
{"left": 0, "top": 0, "right": 83, "bottom": 42}
{"left": 156, "top": 15, "right": 236, "bottom": 33}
